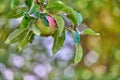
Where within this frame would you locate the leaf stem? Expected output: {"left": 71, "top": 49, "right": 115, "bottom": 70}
{"left": 76, "top": 28, "right": 81, "bottom": 35}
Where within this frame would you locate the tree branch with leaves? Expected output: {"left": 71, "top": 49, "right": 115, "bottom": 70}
{"left": 5, "top": 0, "right": 99, "bottom": 64}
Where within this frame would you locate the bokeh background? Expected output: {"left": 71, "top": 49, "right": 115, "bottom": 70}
{"left": 0, "top": 0, "right": 120, "bottom": 80}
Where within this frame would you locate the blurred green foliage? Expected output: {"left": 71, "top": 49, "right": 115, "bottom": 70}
{"left": 0, "top": 0, "right": 120, "bottom": 80}
{"left": 65, "top": 0, "right": 120, "bottom": 80}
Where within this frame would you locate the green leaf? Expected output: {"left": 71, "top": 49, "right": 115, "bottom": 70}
{"left": 41, "top": 14, "right": 49, "bottom": 26}
{"left": 52, "top": 30, "right": 65, "bottom": 55}
{"left": 72, "top": 30, "right": 80, "bottom": 44}
{"left": 61, "top": 6, "right": 78, "bottom": 25}
{"left": 20, "top": 16, "right": 31, "bottom": 28}
{"left": 39, "top": 0, "right": 44, "bottom": 5}
{"left": 83, "top": 28, "right": 100, "bottom": 35}
{"left": 32, "top": 26, "right": 41, "bottom": 36}
{"left": 74, "top": 44, "right": 83, "bottom": 64}
{"left": 43, "top": 0, "right": 48, "bottom": 8}
{"left": 28, "top": 2, "right": 39, "bottom": 15}
{"left": 75, "top": 12, "right": 83, "bottom": 26}
{"left": 5, "top": 28, "right": 28, "bottom": 44}
{"left": 18, "top": 31, "right": 33, "bottom": 51}
{"left": 7, "top": 7, "right": 27, "bottom": 18}
{"left": 46, "top": 1, "right": 65, "bottom": 12}
{"left": 30, "top": 34, "right": 35, "bottom": 43}
{"left": 53, "top": 15, "right": 65, "bottom": 36}
{"left": 29, "top": 11, "right": 40, "bottom": 18}
{"left": 10, "top": 0, "right": 19, "bottom": 9}
{"left": 25, "top": 0, "right": 33, "bottom": 8}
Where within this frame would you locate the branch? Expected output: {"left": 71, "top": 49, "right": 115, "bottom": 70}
{"left": 65, "top": 27, "right": 72, "bottom": 32}
{"left": 35, "top": 0, "right": 40, "bottom": 5}
{"left": 35, "top": 0, "right": 44, "bottom": 12}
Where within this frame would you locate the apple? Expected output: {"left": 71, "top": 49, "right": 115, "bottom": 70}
{"left": 35, "top": 15, "right": 56, "bottom": 36}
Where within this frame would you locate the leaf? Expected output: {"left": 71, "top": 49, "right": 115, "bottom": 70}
{"left": 25, "top": 0, "right": 33, "bottom": 8}
{"left": 75, "top": 12, "right": 83, "bottom": 26}
{"left": 28, "top": 2, "right": 39, "bottom": 15}
{"left": 39, "top": 0, "right": 44, "bottom": 5}
{"left": 83, "top": 28, "right": 100, "bottom": 35}
{"left": 43, "top": 1, "right": 48, "bottom": 8}
{"left": 74, "top": 44, "right": 83, "bottom": 64}
{"left": 53, "top": 15, "right": 65, "bottom": 36}
{"left": 7, "top": 7, "right": 27, "bottom": 18}
{"left": 10, "top": 0, "right": 19, "bottom": 9}
{"left": 18, "top": 31, "right": 33, "bottom": 51}
{"left": 30, "top": 34, "right": 35, "bottom": 43}
{"left": 60, "top": 14, "right": 72, "bottom": 27}
{"left": 61, "top": 6, "right": 78, "bottom": 25}
{"left": 20, "top": 16, "right": 31, "bottom": 28}
{"left": 5, "top": 28, "right": 28, "bottom": 44}
{"left": 52, "top": 30, "right": 65, "bottom": 55}
{"left": 72, "top": 30, "right": 80, "bottom": 44}
{"left": 31, "top": 26, "right": 41, "bottom": 36}
{"left": 41, "top": 14, "right": 49, "bottom": 26}
{"left": 29, "top": 11, "right": 40, "bottom": 18}
{"left": 46, "top": 1, "right": 65, "bottom": 12}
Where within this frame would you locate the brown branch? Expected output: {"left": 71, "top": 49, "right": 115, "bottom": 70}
{"left": 34, "top": 0, "right": 44, "bottom": 12}
{"left": 65, "top": 27, "right": 72, "bottom": 32}
{"left": 35, "top": 0, "right": 40, "bottom": 5}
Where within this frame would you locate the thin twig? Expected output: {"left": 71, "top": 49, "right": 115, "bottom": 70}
{"left": 76, "top": 27, "right": 84, "bottom": 35}
{"left": 65, "top": 27, "right": 72, "bottom": 32}
{"left": 35, "top": 0, "right": 40, "bottom": 5}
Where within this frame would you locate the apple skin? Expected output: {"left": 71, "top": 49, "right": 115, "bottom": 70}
{"left": 35, "top": 16, "right": 56, "bottom": 36}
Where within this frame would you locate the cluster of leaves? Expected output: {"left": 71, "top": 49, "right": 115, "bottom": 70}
{"left": 5, "top": 0, "right": 99, "bottom": 64}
